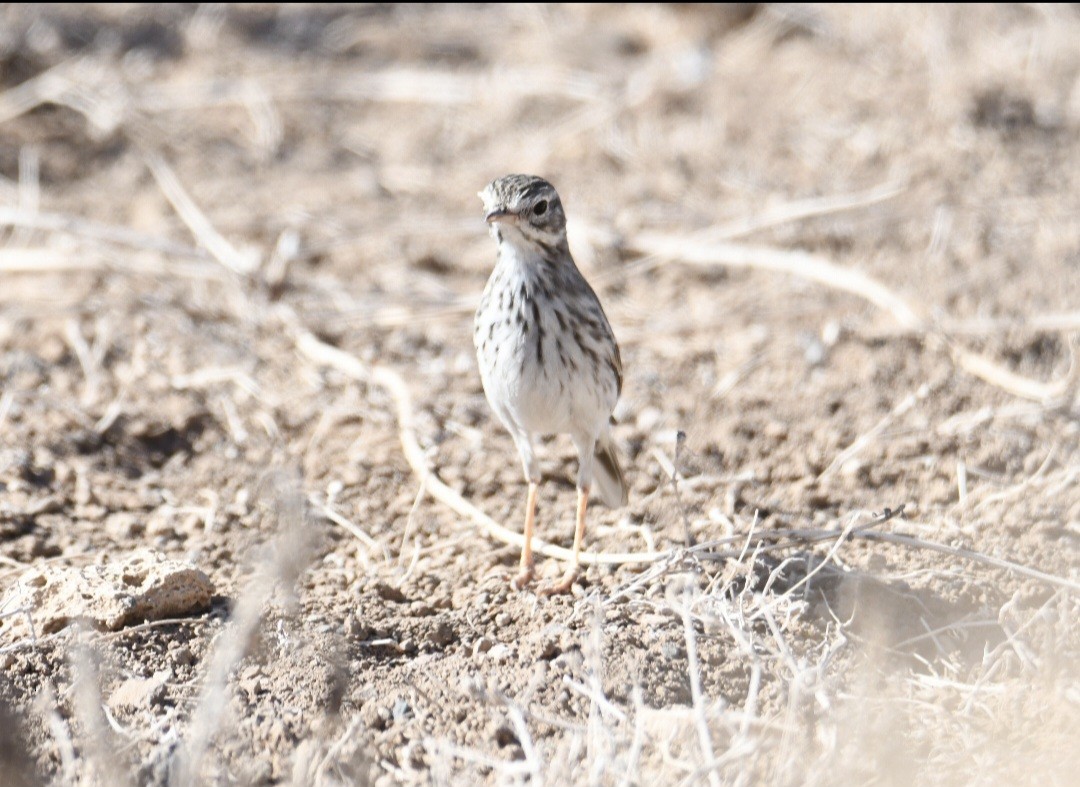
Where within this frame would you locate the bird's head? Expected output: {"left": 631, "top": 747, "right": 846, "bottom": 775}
{"left": 479, "top": 174, "right": 568, "bottom": 252}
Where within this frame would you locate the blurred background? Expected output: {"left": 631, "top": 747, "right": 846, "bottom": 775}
{"left": 1, "top": 4, "right": 1078, "bottom": 785}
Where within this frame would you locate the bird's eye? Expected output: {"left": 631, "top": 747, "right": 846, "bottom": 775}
{"left": 533, "top": 200, "right": 548, "bottom": 216}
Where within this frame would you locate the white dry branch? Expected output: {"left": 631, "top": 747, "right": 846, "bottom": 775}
{"left": 0, "top": 207, "right": 209, "bottom": 260}
{"left": 0, "top": 57, "right": 124, "bottom": 133}
{"left": 132, "top": 68, "right": 606, "bottom": 114}
{"left": 686, "top": 180, "right": 908, "bottom": 245}
{"left": 143, "top": 152, "right": 261, "bottom": 276}
{"left": 627, "top": 233, "right": 1079, "bottom": 405}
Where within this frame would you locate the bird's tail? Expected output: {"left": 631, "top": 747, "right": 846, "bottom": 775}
{"left": 593, "top": 432, "right": 629, "bottom": 509}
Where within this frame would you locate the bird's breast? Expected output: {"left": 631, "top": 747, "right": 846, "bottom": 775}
{"left": 474, "top": 259, "right": 616, "bottom": 438}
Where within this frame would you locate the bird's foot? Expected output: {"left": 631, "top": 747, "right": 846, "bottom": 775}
{"left": 539, "top": 566, "right": 581, "bottom": 596}
{"left": 512, "top": 565, "right": 535, "bottom": 590}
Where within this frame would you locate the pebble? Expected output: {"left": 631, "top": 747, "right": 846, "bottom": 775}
{"left": 172, "top": 646, "right": 194, "bottom": 666}
{"left": 374, "top": 582, "right": 408, "bottom": 603}
{"left": 363, "top": 703, "right": 388, "bottom": 731}
{"left": 493, "top": 723, "right": 518, "bottom": 747}
{"left": 661, "top": 641, "right": 685, "bottom": 660}
{"left": 392, "top": 698, "right": 411, "bottom": 721}
{"left": 345, "top": 615, "right": 372, "bottom": 639}
{"left": 636, "top": 406, "right": 663, "bottom": 433}
{"left": 108, "top": 672, "right": 169, "bottom": 712}
{"left": 426, "top": 620, "right": 455, "bottom": 647}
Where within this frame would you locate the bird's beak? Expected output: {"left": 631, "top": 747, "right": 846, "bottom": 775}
{"left": 485, "top": 209, "right": 518, "bottom": 225}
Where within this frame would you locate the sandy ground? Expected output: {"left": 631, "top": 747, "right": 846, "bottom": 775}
{"left": 1, "top": 4, "right": 1078, "bottom": 785}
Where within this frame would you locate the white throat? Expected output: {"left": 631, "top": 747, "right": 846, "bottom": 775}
{"left": 493, "top": 224, "right": 546, "bottom": 263}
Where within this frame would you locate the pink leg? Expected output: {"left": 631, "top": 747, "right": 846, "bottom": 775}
{"left": 512, "top": 482, "right": 539, "bottom": 589}
{"left": 541, "top": 487, "right": 588, "bottom": 596}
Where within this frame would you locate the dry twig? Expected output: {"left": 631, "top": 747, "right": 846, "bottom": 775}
{"left": 627, "top": 233, "right": 1079, "bottom": 404}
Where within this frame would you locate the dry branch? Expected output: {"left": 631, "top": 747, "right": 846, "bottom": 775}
{"left": 855, "top": 530, "right": 1080, "bottom": 593}
{"left": 631, "top": 234, "right": 922, "bottom": 329}
{"left": 143, "top": 152, "right": 259, "bottom": 276}
{"left": 0, "top": 207, "right": 208, "bottom": 259}
{"left": 690, "top": 181, "right": 907, "bottom": 243}
{"left": 132, "top": 68, "right": 605, "bottom": 113}
{"left": 628, "top": 234, "right": 1079, "bottom": 404}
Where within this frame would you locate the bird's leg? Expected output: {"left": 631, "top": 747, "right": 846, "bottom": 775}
{"left": 542, "top": 486, "right": 588, "bottom": 595}
{"left": 513, "top": 481, "right": 539, "bottom": 589}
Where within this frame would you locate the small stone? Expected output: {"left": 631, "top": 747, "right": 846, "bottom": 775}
{"left": 374, "top": 582, "right": 408, "bottom": 603}
{"left": 108, "top": 671, "right": 169, "bottom": 712}
{"left": 494, "top": 612, "right": 512, "bottom": 628}
{"left": 391, "top": 698, "right": 411, "bottom": 721}
{"left": 764, "top": 422, "right": 788, "bottom": 441}
{"left": 363, "top": 703, "right": 388, "bottom": 731}
{"left": 427, "top": 620, "right": 455, "bottom": 647}
{"left": 493, "top": 723, "right": 518, "bottom": 748}
{"left": 0, "top": 550, "right": 212, "bottom": 636}
{"left": 73, "top": 473, "right": 95, "bottom": 506}
{"left": 840, "top": 459, "right": 868, "bottom": 480}
{"left": 661, "top": 641, "right": 685, "bottom": 660}
{"left": 636, "top": 407, "right": 663, "bottom": 433}
{"left": 472, "top": 637, "right": 493, "bottom": 656}
{"left": 345, "top": 616, "right": 372, "bottom": 639}
{"left": 172, "top": 646, "right": 194, "bottom": 667}
{"left": 105, "top": 512, "right": 143, "bottom": 539}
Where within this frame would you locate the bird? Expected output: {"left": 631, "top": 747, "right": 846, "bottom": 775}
{"left": 473, "top": 174, "right": 628, "bottom": 594}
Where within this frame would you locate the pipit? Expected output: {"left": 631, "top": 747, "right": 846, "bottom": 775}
{"left": 474, "top": 174, "right": 628, "bottom": 594}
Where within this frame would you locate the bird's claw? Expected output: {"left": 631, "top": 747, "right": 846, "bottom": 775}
{"left": 512, "top": 566, "right": 535, "bottom": 590}
{"left": 538, "top": 567, "right": 581, "bottom": 596}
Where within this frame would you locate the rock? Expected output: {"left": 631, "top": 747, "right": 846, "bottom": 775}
{"left": 108, "top": 671, "right": 170, "bottom": 712}
{"left": 171, "top": 645, "right": 195, "bottom": 666}
{"left": 635, "top": 406, "right": 663, "bottom": 433}
{"left": 391, "top": 698, "right": 411, "bottom": 721}
{"left": 426, "top": 620, "right": 455, "bottom": 648}
{"left": 0, "top": 550, "right": 213, "bottom": 640}
{"left": 345, "top": 615, "right": 372, "bottom": 640}
{"left": 493, "top": 723, "right": 518, "bottom": 747}
{"left": 374, "top": 582, "right": 407, "bottom": 603}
